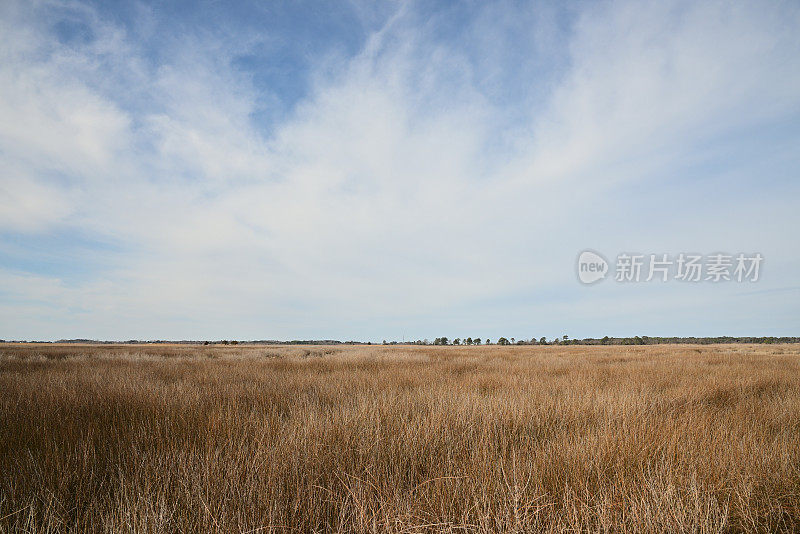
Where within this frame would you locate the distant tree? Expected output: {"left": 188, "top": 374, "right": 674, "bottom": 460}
{"left": 466, "top": 337, "right": 473, "bottom": 345}
{"left": 601, "top": 336, "right": 610, "bottom": 345}
{"left": 486, "top": 339, "right": 491, "bottom": 345}
{"left": 510, "top": 338, "right": 515, "bottom": 344}
{"left": 539, "top": 336, "right": 547, "bottom": 345}
{"left": 474, "top": 338, "right": 481, "bottom": 345}
{"left": 498, "top": 337, "right": 510, "bottom": 345}
{"left": 454, "top": 338, "right": 461, "bottom": 345}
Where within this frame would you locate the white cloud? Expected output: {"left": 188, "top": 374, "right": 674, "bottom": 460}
{"left": 1, "top": 0, "right": 799, "bottom": 339}
{"left": 0, "top": 164, "right": 73, "bottom": 232}
{"left": 514, "top": 0, "right": 800, "bottom": 187}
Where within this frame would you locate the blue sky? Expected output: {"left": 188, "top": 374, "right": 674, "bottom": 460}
{"left": 1, "top": 0, "right": 799, "bottom": 341}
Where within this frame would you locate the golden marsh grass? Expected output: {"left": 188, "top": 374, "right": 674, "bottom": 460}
{"left": 1, "top": 343, "right": 799, "bottom": 532}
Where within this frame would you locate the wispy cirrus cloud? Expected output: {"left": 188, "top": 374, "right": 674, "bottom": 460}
{"left": 1, "top": 0, "right": 799, "bottom": 340}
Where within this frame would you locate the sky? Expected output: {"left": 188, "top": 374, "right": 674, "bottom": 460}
{"left": 1, "top": 0, "right": 799, "bottom": 342}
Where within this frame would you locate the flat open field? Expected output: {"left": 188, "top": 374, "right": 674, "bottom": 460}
{"left": 1, "top": 343, "right": 799, "bottom": 533}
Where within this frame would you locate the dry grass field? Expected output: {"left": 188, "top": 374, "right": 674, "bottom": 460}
{"left": 1, "top": 343, "right": 799, "bottom": 533}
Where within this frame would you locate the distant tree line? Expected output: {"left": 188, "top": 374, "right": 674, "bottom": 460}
{"left": 388, "top": 335, "right": 800, "bottom": 346}
{"left": 4, "top": 336, "right": 798, "bottom": 345}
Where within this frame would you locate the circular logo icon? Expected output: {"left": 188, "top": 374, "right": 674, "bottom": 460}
{"left": 577, "top": 250, "right": 608, "bottom": 284}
